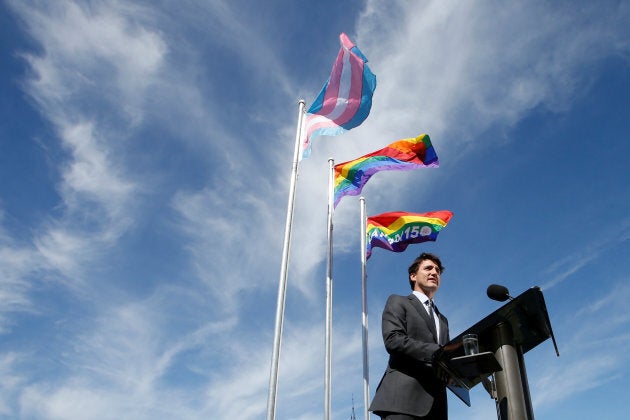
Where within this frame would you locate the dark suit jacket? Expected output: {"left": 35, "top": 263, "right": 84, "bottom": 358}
{"left": 369, "top": 293, "right": 449, "bottom": 418}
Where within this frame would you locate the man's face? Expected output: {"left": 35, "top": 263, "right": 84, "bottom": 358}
{"left": 410, "top": 259, "right": 441, "bottom": 295}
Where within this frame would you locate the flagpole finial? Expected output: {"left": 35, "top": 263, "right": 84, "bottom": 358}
{"left": 298, "top": 98, "right": 305, "bottom": 105}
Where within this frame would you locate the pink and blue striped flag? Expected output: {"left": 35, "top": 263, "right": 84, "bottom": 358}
{"left": 301, "top": 33, "right": 377, "bottom": 159}
{"left": 333, "top": 134, "right": 438, "bottom": 208}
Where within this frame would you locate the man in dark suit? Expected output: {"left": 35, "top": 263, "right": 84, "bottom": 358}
{"left": 369, "top": 252, "right": 449, "bottom": 420}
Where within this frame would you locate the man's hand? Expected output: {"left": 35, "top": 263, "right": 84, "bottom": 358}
{"left": 441, "top": 341, "right": 462, "bottom": 353}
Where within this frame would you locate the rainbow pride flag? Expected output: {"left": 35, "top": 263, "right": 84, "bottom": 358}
{"left": 301, "top": 33, "right": 377, "bottom": 160}
{"left": 333, "top": 134, "right": 438, "bottom": 208}
{"left": 366, "top": 210, "right": 453, "bottom": 259}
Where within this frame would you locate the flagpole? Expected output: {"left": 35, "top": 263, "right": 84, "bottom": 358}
{"left": 325, "top": 158, "right": 335, "bottom": 420}
{"left": 360, "top": 196, "right": 370, "bottom": 420}
{"left": 266, "top": 99, "right": 306, "bottom": 420}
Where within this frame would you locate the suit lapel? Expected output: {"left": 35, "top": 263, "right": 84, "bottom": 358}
{"left": 407, "top": 294, "right": 439, "bottom": 343}
{"left": 437, "top": 312, "right": 448, "bottom": 345}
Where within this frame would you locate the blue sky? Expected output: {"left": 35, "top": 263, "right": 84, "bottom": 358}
{"left": 1, "top": 1, "right": 629, "bottom": 419}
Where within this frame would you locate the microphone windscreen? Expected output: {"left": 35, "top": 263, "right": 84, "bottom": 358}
{"left": 487, "top": 284, "right": 510, "bottom": 302}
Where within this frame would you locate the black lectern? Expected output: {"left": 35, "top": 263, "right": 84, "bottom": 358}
{"left": 435, "top": 286, "right": 559, "bottom": 419}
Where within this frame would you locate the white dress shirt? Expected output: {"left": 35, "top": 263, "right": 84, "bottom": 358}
{"left": 412, "top": 290, "right": 440, "bottom": 341}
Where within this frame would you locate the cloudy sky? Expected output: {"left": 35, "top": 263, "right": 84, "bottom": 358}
{"left": 1, "top": 1, "right": 629, "bottom": 419}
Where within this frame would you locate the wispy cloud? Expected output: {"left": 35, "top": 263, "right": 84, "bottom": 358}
{"left": 357, "top": 0, "right": 630, "bottom": 150}
{"left": 18, "top": 291, "right": 239, "bottom": 419}
{"left": 7, "top": 0, "right": 165, "bottom": 285}
{"left": 532, "top": 281, "right": 630, "bottom": 408}
{"left": 540, "top": 217, "right": 630, "bottom": 290}
{"left": 0, "top": 353, "right": 25, "bottom": 415}
{"left": 16, "top": 0, "right": 166, "bottom": 124}
{"left": 0, "top": 213, "right": 44, "bottom": 330}
{"left": 171, "top": 183, "right": 286, "bottom": 313}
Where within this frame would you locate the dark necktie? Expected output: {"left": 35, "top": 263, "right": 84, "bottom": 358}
{"left": 427, "top": 299, "right": 439, "bottom": 344}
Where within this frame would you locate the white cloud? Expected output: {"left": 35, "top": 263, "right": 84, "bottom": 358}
{"left": 0, "top": 353, "right": 25, "bottom": 415}
{"left": 5, "top": 0, "right": 163, "bottom": 282}
{"left": 17, "top": 291, "right": 239, "bottom": 419}
{"left": 16, "top": 0, "right": 166, "bottom": 124}
{"left": 529, "top": 281, "right": 630, "bottom": 409}
{"left": 171, "top": 180, "right": 287, "bottom": 313}
{"left": 0, "top": 214, "right": 43, "bottom": 330}
{"left": 540, "top": 218, "right": 630, "bottom": 290}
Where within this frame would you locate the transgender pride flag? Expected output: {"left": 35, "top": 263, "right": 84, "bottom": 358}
{"left": 301, "top": 33, "right": 377, "bottom": 160}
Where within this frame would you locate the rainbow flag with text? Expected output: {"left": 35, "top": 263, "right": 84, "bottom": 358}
{"left": 366, "top": 210, "right": 453, "bottom": 259}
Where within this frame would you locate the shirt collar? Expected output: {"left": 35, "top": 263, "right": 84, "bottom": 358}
{"left": 412, "top": 290, "right": 431, "bottom": 305}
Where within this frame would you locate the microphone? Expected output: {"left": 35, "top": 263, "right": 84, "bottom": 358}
{"left": 487, "top": 284, "right": 513, "bottom": 302}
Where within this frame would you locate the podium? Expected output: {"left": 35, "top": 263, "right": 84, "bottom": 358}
{"left": 435, "top": 286, "right": 559, "bottom": 419}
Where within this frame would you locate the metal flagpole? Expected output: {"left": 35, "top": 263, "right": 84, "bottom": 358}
{"left": 360, "top": 196, "right": 370, "bottom": 420}
{"left": 325, "top": 158, "right": 335, "bottom": 420}
{"left": 266, "top": 99, "right": 306, "bottom": 420}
